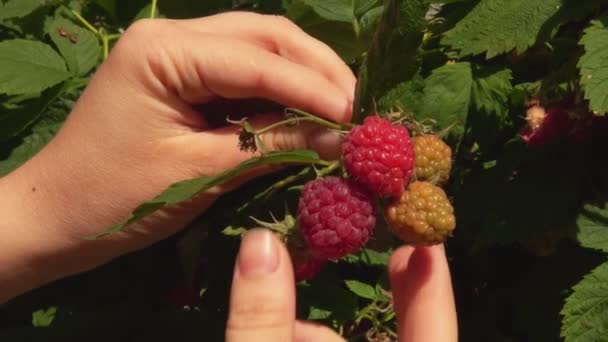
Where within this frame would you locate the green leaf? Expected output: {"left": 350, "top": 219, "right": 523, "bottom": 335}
{"left": 31, "top": 306, "right": 57, "bottom": 327}
{"left": 0, "top": 122, "right": 62, "bottom": 177}
{"left": 299, "top": 279, "right": 358, "bottom": 321}
{"left": 345, "top": 280, "right": 377, "bottom": 300}
{"left": 0, "top": 83, "right": 64, "bottom": 142}
{"left": 577, "top": 204, "right": 608, "bottom": 253}
{"left": 353, "top": 0, "right": 428, "bottom": 121}
{"left": 470, "top": 65, "right": 512, "bottom": 116}
{"left": 0, "top": 39, "right": 70, "bottom": 95}
{"left": 0, "top": 0, "right": 44, "bottom": 20}
{"left": 93, "top": 150, "right": 322, "bottom": 238}
{"left": 285, "top": 1, "right": 380, "bottom": 63}
{"left": 578, "top": 18, "right": 608, "bottom": 115}
{"left": 300, "top": 0, "right": 378, "bottom": 22}
{"left": 377, "top": 76, "right": 425, "bottom": 114}
{"left": 417, "top": 62, "right": 473, "bottom": 137}
{"left": 561, "top": 261, "right": 608, "bottom": 341}
{"left": 442, "top": 0, "right": 563, "bottom": 58}
{"left": 46, "top": 16, "right": 101, "bottom": 76}
{"left": 342, "top": 248, "right": 391, "bottom": 267}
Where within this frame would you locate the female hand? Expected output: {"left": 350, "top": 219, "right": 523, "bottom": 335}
{"left": 225, "top": 229, "right": 458, "bottom": 342}
{"left": 0, "top": 12, "right": 355, "bottom": 301}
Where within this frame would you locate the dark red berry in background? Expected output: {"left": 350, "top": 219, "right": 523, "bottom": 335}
{"left": 294, "top": 256, "right": 327, "bottom": 281}
{"left": 342, "top": 116, "right": 415, "bottom": 197}
{"left": 297, "top": 176, "right": 375, "bottom": 260}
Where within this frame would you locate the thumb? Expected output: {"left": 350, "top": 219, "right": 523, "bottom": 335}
{"left": 388, "top": 245, "right": 458, "bottom": 342}
{"left": 226, "top": 228, "right": 296, "bottom": 342}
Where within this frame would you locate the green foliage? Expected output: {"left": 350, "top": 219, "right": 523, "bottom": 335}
{"left": 32, "top": 307, "right": 57, "bottom": 328}
{"left": 578, "top": 17, "right": 608, "bottom": 115}
{"left": 46, "top": 16, "right": 101, "bottom": 75}
{"left": 443, "top": 0, "right": 567, "bottom": 58}
{"left": 577, "top": 204, "right": 608, "bottom": 253}
{"left": 353, "top": 0, "right": 427, "bottom": 121}
{"left": 94, "top": 150, "right": 323, "bottom": 238}
{"left": 0, "top": 39, "right": 70, "bottom": 95}
{"left": 561, "top": 261, "right": 608, "bottom": 341}
{"left": 2, "top": 0, "right": 608, "bottom": 341}
{"left": 0, "top": 0, "right": 45, "bottom": 20}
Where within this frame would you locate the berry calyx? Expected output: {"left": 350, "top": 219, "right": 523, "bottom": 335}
{"left": 342, "top": 116, "right": 415, "bottom": 197}
{"left": 413, "top": 135, "right": 452, "bottom": 185}
{"left": 385, "top": 181, "right": 455, "bottom": 246}
{"left": 297, "top": 176, "right": 376, "bottom": 260}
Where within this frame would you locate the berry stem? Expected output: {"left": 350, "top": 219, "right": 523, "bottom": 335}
{"left": 70, "top": 9, "right": 99, "bottom": 36}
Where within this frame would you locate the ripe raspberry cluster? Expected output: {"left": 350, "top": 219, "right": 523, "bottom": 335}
{"left": 293, "top": 115, "right": 457, "bottom": 281}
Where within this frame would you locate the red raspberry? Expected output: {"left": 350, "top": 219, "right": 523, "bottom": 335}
{"left": 521, "top": 105, "right": 571, "bottom": 147}
{"left": 342, "top": 116, "right": 415, "bottom": 197}
{"left": 297, "top": 176, "right": 376, "bottom": 260}
{"left": 294, "top": 256, "right": 327, "bottom": 281}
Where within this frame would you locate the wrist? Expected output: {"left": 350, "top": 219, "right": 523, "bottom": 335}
{"left": 0, "top": 154, "right": 115, "bottom": 302}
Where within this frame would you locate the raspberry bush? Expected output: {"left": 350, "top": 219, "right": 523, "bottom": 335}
{"left": 2, "top": 0, "right": 608, "bottom": 341}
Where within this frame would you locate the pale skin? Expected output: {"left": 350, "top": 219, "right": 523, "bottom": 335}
{"left": 0, "top": 12, "right": 457, "bottom": 341}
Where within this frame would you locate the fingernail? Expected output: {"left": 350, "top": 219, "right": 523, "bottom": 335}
{"left": 237, "top": 229, "right": 279, "bottom": 278}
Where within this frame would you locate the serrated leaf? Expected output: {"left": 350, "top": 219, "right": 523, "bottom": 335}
{"left": 345, "top": 280, "right": 377, "bottom": 300}
{"left": 46, "top": 17, "right": 101, "bottom": 76}
{"left": 442, "top": 0, "right": 563, "bottom": 58}
{"left": 417, "top": 62, "right": 472, "bottom": 137}
{"left": 93, "top": 150, "right": 322, "bottom": 238}
{"left": 300, "top": 0, "right": 378, "bottom": 22}
{"left": 578, "top": 18, "right": 608, "bottom": 115}
{"left": 0, "top": 0, "right": 44, "bottom": 20}
{"left": 470, "top": 65, "right": 512, "bottom": 116}
{"left": 377, "top": 76, "right": 425, "bottom": 113}
{"left": 561, "top": 261, "right": 608, "bottom": 341}
{"left": 32, "top": 306, "right": 57, "bottom": 327}
{"left": 0, "top": 39, "right": 70, "bottom": 95}
{"left": 353, "top": 0, "right": 428, "bottom": 121}
{"left": 577, "top": 204, "right": 608, "bottom": 253}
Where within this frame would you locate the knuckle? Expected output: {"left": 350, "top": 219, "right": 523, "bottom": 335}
{"left": 228, "top": 300, "right": 290, "bottom": 331}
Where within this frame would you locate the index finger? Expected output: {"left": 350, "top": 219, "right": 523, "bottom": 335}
{"left": 116, "top": 20, "right": 353, "bottom": 123}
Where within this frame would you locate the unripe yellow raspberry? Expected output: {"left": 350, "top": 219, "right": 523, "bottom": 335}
{"left": 413, "top": 135, "right": 452, "bottom": 185}
{"left": 385, "top": 181, "right": 456, "bottom": 245}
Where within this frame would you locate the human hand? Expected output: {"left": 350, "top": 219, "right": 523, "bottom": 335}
{"left": 0, "top": 12, "right": 355, "bottom": 300}
{"left": 225, "top": 229, "right": 458, "bottom": 342}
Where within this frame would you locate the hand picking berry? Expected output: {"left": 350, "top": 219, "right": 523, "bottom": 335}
{"left": 297, "top": 176, "right": 376, "bottom": 260}
{"left": 342, "top": 116, "right": 415, "bottom": 197}
{"left": 413, "top": 135, "right": 452, "bottom": 185}
{"left": 385, "top": 181, "right": 455, "bottom": 246}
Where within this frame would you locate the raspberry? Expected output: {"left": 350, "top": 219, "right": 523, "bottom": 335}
{"left": 413, "top": 135, "right": 452, "bottom": 185}
{"left": 385, "top": 181, "right": 455, "bottom": 246}
{"left": 294, "top": 256, "right": 327, "bottom": 281}
{"left": 520, "top": 105, "right": 572, "bottom": 147}
{"left": 342, "top": 116, "right": 415, "bottom": 197}
{"left": 297, "top": 176, "right": 376, "bottom": 260}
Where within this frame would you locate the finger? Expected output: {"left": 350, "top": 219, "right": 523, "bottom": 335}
{"left": 388, "top": 245, "right": 458, "bottom": 342}
{"left": 226, "top": 229, "right": 296, "bottom": 342}
{"left": 180, "top": 112, "right": 342, "bottom": 174}
{"left": 176, "top": 12, "right": 357, "bottom": 99}
{"left": 294, "top": 321, "right": 346, "bottom": 342}
{"left": 117, "top": 20, "right": 352, "bottom": 123}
